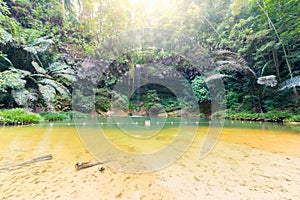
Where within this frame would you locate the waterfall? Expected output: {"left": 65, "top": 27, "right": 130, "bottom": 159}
{"left": 135, "top": 64, "right": 142, "bottom": 111}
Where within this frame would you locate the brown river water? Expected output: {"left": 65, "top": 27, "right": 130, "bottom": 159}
{"left": 0, "top": 119, "right": 299, "bottom": 199}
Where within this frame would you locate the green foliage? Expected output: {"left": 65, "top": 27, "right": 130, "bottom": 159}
{"left": 0, "top": 0, "right": 76, "bottom": 111}
{"left": 228, "top": 111, "right": 261, "bottom": 121}
{"left": 111, "top": 91, "right": 128, "bottom": 111}
{"left": 95, "top": 88, "right": 111, "bottom": 112}
{"left": 38, "top": 111, "right": 90, "bottom": 121}
{"left": 230, "top": 0, "right": 248, "bottom": 16}
{"left": 225, "top": 91, "right": 241, "bottom": 110}
{"left": 191, "top": 76, "right": 210, "bottom": 103}
{"left": 263, "top": 110, "right": 291, "bottom": 122}
{"left": 0, "top": 108, "right": 43, "bottom": 125}
{"left": 52, "top": 95, "right": 71, "bottom": 112}
{"left": 279, "top": 76, "right": 300, "bottom": 91}
{"left": 0, "top": 0, "right": 299, "bottom": 116}
{"left": 285, "top": 115, "right": 300, "bottom": 122}
{"left": 10, "top": 61, "right": 74, "bottom": 109}
{"left": 211, "top": 109, "right": 232, "bottom": 118}
{"left": 95, "top": 95, "right": 111, "bottom": 112}
{"left": 72, "top": 89, "right": 95, "bottom": 113}
{"left": 263, "top": 99, "right": 280, "bottom": 112}
{"left": 0, "top": 0, "right": 10, "bottom": 15}
{"left": 11, "top": 88, "right": 37, "bottom": 107}
{"left": 23, "top": 38, "right": 54, "bottom": 55}
{"left": 161, "top": 98, "right": 181, "bottom": 112}
{"left": 226, "top": 110, "right": 292, "bottom": 122}
{"left": 64, "top": 111, "right": 91, "bottom": 120}
{"left": 38, "top": 111, "right": 69, "bottom": 121}
{"left": 143, "top": 90, "right": 161, "bottom": 110}
{"left": 0, "top": 70, "right": 27, "bottom": 92}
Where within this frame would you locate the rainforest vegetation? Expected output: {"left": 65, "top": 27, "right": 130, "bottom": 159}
{"left": 0, "top": 0, "right": 299, "bottom": 123}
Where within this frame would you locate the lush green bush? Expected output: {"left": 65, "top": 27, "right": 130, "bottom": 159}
{"left": 39, "top": 111, "right": 91, "bottom": 121}
{"left": 225, "top": 110, "right": 293, "bottom": 122}
{"left": 65, "top": 111, "right": 91, "bottom": 119}
{"left": 262, "top": 110, "right": 291, "bottom": 121}
{"left": 263, "top": 99, "right": 282, "bottom": 112}
{"left": 225, "top": 91, "right": 241, "bottom": 110}
{"left": 53, "top": 95, "right": 72, "bottom": 112}
{"left": 229, "top": 111, "right": 262, "bottom": 121}
{"left": 162, "top": 98, "right": 181, "bottom": 112}
{"left": 211, "top": 109, "right": 232, "bottom": 118}
{"left": 39, "top": 112, "right": 69, "bottom": 121}
{"left": 0, "top": 108, "right": 43, "bottom": 125}
{"left": 285, "top": 115, "right": 300, "bottom": 122}
{"left": 191, "top": 76, "right": 210, "bottom": 103}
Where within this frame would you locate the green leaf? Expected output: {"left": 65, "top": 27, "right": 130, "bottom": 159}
{"left": 24, "top": 46, "right": 38, "bottom": 54}
{"left": 279, "top": 76, "right": 300, "bottom": 90}
{"left": 48, "top": 62, "right": 68, "bottom": 71}
{"left": 38, "top": 84, "right": 56, "bottom": 102}
{"left": 12, "top": 89, "right": 38, "bottom": 106}
{"left": 204, "top": 74, "right": 233, "bottom": 82}
{"left": 58, "top": 73, "right": 76, "bottom": 82}
{"left": 1, "top": 55, "right": 14, "bottom": 67}
{"left": 0, "top": 28, "right": 12, "bottom": 44}
{"left": 24, "top": 38, "right": 54, "bottom": 54}
{"left": 31, "top": 61, "right": 46, "bottom": 74}
{"left": 38, "top": 78, "right": 70, "bottom": 97}
{"left": 0, "top": 70, "right": 26, "bottom": 91}
{"left": 48, "top": 62, "right": 75, "bottom": 82}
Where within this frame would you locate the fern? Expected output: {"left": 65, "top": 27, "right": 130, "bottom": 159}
{"left": 215, "top": 49, "right": 257, "bottom": 78}
{"left": 31, "top": 61, "right": 46, "bottom": 74}
{"left": 38, "top": 78, "right": 70, "bottom": 97}
{"left": 58, "top": 73, "right": 76, "bottom": 82}
{"left": 279, "top": 76, "right": 300, "bottom": 91}
{"left": 0, "top": 70, "right": 26, "bottom": 91}
{"left": 24, "top": 38, "right": 54, "bottom": 54}
{"left": 0, "top": 53, "right": 13, "bottom": 67}
{"left": 38, "top": 84, "right": 56, "bottom": 101}
{"left": 204, "top": 74, "right": 233, "bottom": 82}
{"left": 12, "top": 89, "right": 38, "bottom": 106}
{"left": 0, "top": 28, "right": 12, "bottom": 44}
{"left": 48, "top": 62, "right": 68, "bottom": 71}
{"left": 48, "top": 62, "right": 75, "bottom": 82}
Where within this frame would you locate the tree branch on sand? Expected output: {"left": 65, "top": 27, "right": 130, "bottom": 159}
{"left": 0, "top": 154, "right": 53, "bottom": 171}
{"left": 75, "top": 160, "right": 110, "bottom": 170}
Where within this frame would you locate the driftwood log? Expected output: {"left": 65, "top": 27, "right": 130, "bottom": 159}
{"left": 0, "top": 154, "right": 53, "bottom": 170}
{"left": 75, "top": 160, "right": 109, "bottom": 170}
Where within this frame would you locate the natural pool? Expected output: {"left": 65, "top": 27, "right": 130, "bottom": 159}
{"left": 0, "top": 118, "right": 299, "bottom": 199}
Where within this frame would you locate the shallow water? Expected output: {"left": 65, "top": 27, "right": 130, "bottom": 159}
{"left": 0, "top": 118, "right": 299, "bottom": 199}
{"left": 0, "top": 119, "right": 299, "bottom": 164}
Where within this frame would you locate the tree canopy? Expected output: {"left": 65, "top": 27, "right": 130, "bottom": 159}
{"left": 0, "top": 0, "right": 299, "bottom": 117}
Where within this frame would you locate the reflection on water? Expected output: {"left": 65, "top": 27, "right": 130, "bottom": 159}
{"left": 224, "top": 120, "right": 300, "bottom": 133}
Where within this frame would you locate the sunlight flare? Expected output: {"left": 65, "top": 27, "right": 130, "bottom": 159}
{"left": 130, "top": 0, "right": 171, "bottom": 8}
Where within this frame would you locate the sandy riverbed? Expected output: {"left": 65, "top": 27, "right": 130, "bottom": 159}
{"left": 0, "top": 124, "right": 300, "bottom": 200}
